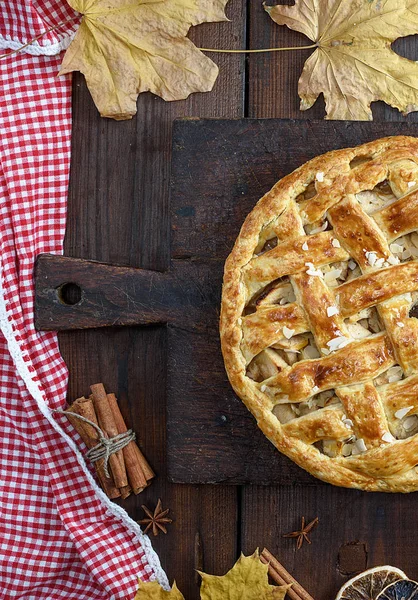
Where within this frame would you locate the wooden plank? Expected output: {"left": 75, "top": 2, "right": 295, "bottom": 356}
{"left": 242, "top": 4, "right": 418, "bottom": 593}
{"left": 60, "top": 2, "right": 246, "bottom": 597}
{"left": 241, "top": 485, "right": 418, "bottom": 597}
{"left": 246, "top": 2, "right": 325, "bottom": 119}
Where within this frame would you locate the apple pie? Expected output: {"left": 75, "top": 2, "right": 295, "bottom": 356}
{"left": 220, "top": 136, "right": 418, "bottom": 492}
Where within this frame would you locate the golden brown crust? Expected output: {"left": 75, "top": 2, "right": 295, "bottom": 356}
{"left": 220, "top": 135, "right": 418, "bottom": 492}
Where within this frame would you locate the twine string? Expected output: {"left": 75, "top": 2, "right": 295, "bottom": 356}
{"left": 53, "top": 409, "right": 135, "bottom": 478}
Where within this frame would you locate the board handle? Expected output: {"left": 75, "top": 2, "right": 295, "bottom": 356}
{"left": 34, "top": 254, "right": 173, "bottom": 330}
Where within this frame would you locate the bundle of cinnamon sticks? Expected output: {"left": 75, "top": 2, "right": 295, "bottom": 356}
{"left": 67, "top": 383, "right": 154, "bottom": 500}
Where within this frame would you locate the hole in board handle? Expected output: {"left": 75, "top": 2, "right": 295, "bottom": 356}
{"left": 57, "top": 282, "right": 82, "bottom": 306}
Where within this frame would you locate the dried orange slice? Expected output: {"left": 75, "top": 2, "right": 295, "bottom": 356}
{"left": 336, "top": 566, "right": 408, "bottom": 600}
{"left": 377, "top": 580, "right": 418, "bottom": 599}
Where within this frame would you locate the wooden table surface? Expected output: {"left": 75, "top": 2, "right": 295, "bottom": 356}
{"left": 59, "top": 3, "right": 418, "bottom": 598}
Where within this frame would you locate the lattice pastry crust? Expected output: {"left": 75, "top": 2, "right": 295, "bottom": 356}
{"left": 220, "top": 136, "right": 418, "bottom": 492}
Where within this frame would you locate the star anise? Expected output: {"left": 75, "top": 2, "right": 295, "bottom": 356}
{"left": 283, "top": 516, "right": 319, "bottom": 550}
{"left": 139, "top": 499, "right": 172, "bottom": 536}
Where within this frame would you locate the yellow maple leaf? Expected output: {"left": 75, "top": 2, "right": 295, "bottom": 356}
{"left": 135, "top": 551, "right": 290, "bottom": 599}
{"left": 265, "top": 0, "right": 418, "bottom": 120}
{"left": 135, "top": 580, "right": 185, "bottom": 599}
{"left": 199, "top": 551, "right": 290, "bottom": 600}
{"left": 60, "top": 0, "right": 228, "bottom": 120}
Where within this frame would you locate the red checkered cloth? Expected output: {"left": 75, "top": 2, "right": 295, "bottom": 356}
{"left": 0, "top": 2, "right": 167, "bottom": 598}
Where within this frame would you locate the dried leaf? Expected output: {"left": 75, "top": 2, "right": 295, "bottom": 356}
{"left": 265, "top": 0, "right": 418, "bottom": 120}
{"left": 60, "top": 0, "right": 228, "bottom": 120}
{"left": 135, "top": 551, "right": 289, "bottom": 599}
{"left": 135, "top": 580, "right": 185, "bottom": 600}
{"left": 199, "top": 551, "right": 290, "bottom": 600}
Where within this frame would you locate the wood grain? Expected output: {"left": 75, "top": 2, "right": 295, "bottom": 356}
{"left": 241, "top": 484, "right": 418, "bottom": 598}
{"left": 35, "top": 254, "right": 222, "bottom": 331}
{"left": 247, "top": 1, "right": 325, "bottom": 119}
{"left": 59, "top": 1, "right": 245, "bottom": 597}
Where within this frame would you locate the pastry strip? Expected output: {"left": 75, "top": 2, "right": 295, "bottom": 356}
{"left": 266, "top": 334, "right": 395, "bottom": 403}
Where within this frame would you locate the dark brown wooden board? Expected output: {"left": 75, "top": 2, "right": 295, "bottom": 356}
{"left": 168, "top": 118, "right": 418, "bottom": 484}
{"left": 36, "top": 118, "right": 418, "bottom": 486}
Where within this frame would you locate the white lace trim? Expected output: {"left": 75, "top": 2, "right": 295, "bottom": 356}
{"left": 0, "top": 263, "right": 169, "bottom": 590}
{"left": 0, "top": 31, "right": 76, "bottom": 56}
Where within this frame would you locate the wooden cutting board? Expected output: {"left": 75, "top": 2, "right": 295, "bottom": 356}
{"left": 35, "top": 118, "right": 418, "bottom": 485}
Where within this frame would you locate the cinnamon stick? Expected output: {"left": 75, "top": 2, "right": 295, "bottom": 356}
{"left": 119, "top": 484, "right": 132, "bottom": 499}
{"left": 90, "top": 383, "right": 128, "bottom": 489}
{"left": 107, "top": 393, "right": 154, "bottom": 493}
{"left": 261, "top": 548, "right": 315, "bottom": 600}
{"left": 67, "top": 396, "right": 121, "bottom": 499}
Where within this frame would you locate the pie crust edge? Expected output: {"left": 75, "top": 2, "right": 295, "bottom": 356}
{"left": 220, "top": 135, "right": 418, "bottom": 493}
